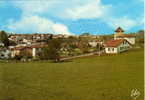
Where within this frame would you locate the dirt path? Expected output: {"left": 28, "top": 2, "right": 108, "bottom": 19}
{"left": 60, "top": 51, "right": 104, "bottom": 61}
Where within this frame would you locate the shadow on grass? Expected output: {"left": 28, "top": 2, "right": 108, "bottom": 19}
{"left": 51, "top": 59, "right": 73, "bottom": 63}
{"left": 3, "top": 97, "right": 14, "bottom": 100}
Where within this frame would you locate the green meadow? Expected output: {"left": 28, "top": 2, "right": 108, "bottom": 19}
{"left": 0, "top": 48, "right": 144, "bottom": 100}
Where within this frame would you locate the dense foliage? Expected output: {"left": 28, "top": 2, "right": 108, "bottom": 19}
{"left": 0, "top": 31, "right": 9, "bottom": 47}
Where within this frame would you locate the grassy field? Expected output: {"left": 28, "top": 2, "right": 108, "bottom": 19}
{"left": 0, "top": 48, "right": 144, "bottom": 100}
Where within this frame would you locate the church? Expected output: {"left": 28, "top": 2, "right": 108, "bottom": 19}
{"left": 114, "top": 27, "right": 135, "bottom": 45}
{"left": 104, "top": 27, "right": 135, "bottom": 54}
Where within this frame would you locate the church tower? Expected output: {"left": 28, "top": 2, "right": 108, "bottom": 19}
{"left": 114, "top": 27, "right": 124, "bottom": 40}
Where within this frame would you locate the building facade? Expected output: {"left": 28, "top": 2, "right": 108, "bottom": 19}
{"left": 105, "top": 39, "right": 131, "bottom": 54}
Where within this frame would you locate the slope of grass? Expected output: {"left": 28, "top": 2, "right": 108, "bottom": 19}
{"left": 0, "top": 48, "right": 143, "bottom": 100}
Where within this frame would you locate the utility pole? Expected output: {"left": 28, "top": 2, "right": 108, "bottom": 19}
{"left": 99, "top": 41, "right": 101, "bottom": 56}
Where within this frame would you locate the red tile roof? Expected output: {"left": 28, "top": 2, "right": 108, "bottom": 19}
{"left": 116, "top": 34, "right": 135, "bottom": 37}
{"left": 105, "top": 39, "right": 127, "bottom": 47}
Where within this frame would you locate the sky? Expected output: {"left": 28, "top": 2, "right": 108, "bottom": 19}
{"left": 0, "top": 0, "right": 144, "bottom": 35}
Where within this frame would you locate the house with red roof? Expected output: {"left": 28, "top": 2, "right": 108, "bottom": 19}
{"left": 104, "top": 39, "right": 131, "bottom": 54}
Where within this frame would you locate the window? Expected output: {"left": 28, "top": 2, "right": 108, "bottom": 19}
{"left": 108, "top": 48, "right": 110, "bottom": 51}
{"left": 1, "top": 54, "right": 4, "bottom": 57}
{"left": 112, "top": 48, "right": 114, "bottom": 51}
{"left": 120, "top": 47, "right": 123, "bottom": 50}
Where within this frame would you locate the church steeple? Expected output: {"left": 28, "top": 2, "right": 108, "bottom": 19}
{"left": 115, "top": 27, "right": 124, "bottom": 33}
{"left": 114, "top": 27, "right": 125, "bottom": 40}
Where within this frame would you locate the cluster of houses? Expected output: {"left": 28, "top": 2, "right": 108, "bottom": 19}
{"left": 0, "top": 27, "right": 136, "bottom": 59}
{"left": 0, "top": 33, "right": 73, "bottom": 59}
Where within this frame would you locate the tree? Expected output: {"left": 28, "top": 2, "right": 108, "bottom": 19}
{"left": 0, "top": 31, "right": 9, "bottom": 47}
{"left": 81, "top": 33, "right": 90, "bottom": 36}
{"left": 39, "top": 47, "right": 50, "bottom": 60}
{"left": 48, "top": 39, "right": 62, "bottom": 62}
{"left": 135, "top": 30, "right": 144, "bottom": 47}
{"left": 138, "top": 30, "right": 144, "bottom": 34}
{"left": 136, "top": 30, "right": 144, "bottom": 39}
{"left": 49, "top": 34, "right": 53, "bottom": 40}
{"left": 41, "top": 38, "right": 62, "bottom": 62}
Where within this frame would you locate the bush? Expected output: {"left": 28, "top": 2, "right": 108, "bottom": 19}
{"left": 13, "top": 55, "right": 22, "bottom": 60}
{"left": 74, "top": 48, "right": 83, "bottom": 55}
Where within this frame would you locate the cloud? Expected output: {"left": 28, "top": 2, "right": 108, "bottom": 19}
{"left": 0, "top": 1, "right": 6, "bottom": 7}
{"left": 7, "top": 15, "right": 72, "bottom": 35}
{"left": 139, "top": 0, "right": 144, "bottom": 2}
{"left": 11, "top": 0, "right": 60, "bottom": 15}
{"left": 11, "top": 0, "right": 110, "bottom": 34}
{"left": 11, "top": 0, "right": 111, "bottom": 19}
{"left": 61, "top": 0, "right": 111, "bottom": 19}
{"left": 8, "top": 0, "right": 73, "bottom": 35}
{"left": 106, "top": 17, "right": 137, "bottom": 30}
{"left": 5, "top": 0, "right": 142, "bottom": 33}
{"left": 52, "top": 24, "right": 73, "bottom": 35}
{"left": 0, "top": 1, "right": 3, "bottom": 4}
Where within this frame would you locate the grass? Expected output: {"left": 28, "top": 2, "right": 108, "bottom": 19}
{"left": 0, "top": 48, "right": 144, "bottom": 100}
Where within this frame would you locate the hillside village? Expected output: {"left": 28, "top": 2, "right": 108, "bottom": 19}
{"left": 0, "top": 27, "right": 144, "bottom": 61}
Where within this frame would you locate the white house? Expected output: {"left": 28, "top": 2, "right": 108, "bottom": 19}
{"left": 104, "top": 39, "right": 132, "bottom": 54}
{"left": 89, "top": 40, "right": 103, "bottom": 47}
{"left": 114, "top": 27, "right": 135, "bottom": 45}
